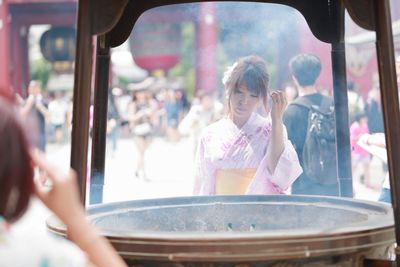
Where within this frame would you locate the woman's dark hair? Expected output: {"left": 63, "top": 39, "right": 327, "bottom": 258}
{"left": 226, "top": 55, "right": 270, "bottom": 106}
{"left": 0, "top": 97, "right": 34, "bottom": 222}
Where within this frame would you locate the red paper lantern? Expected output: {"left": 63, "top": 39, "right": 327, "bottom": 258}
{"left": 130, "top": 23, "right": 181, "bottom": 71}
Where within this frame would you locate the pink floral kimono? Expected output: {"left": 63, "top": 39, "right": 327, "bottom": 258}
{"left": 193, "top": 112, "right": 302, "bottom": 195}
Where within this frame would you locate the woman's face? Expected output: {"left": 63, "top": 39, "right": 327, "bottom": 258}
{"left": 229, "top": 82, "right": 261, "bottom": 121}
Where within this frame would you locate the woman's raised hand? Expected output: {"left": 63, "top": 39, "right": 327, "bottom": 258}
{"left": 32, "top": 150, "right": 85, "bottom": 225}
{"left": 269, "top": 90, "right": 287, "bottom": 123}
{"left": 32, "top": 150, "right": 128, "bottom": 267}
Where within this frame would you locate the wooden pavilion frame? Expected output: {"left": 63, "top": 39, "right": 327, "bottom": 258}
{"left": 70, "top": 0, "right": 400, "bottom": 264}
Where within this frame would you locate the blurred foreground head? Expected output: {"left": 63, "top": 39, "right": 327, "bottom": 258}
{"left": 0, "top": 96, "right": 34, "bottom": 222}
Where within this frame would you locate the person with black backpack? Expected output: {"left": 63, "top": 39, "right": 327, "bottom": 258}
{"left": 283, "top": 53, "right": 340, "bottom": 196}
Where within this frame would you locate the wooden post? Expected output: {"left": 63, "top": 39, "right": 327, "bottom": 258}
{"left": 90, "top": 35, "right": 110, "bottom": 204}
{"left": 0, "top": 0, "right": 11, "bottom": 97}
{"left": 374, "top": 1, "right": 400, "bottom": 266}
{"left": 70, "top": 0, "right": 93, "bottom": 204}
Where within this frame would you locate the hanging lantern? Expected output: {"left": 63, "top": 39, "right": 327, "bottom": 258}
{"left": 40, "top": 27, "right": 76, "bottom": 62}
{"left": 130, "top": 23, "right": 182, "bottom": 71}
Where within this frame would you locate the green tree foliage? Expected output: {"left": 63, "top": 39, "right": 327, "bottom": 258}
{"left": 30, "top": 58, "right": 51, "bottom": 90}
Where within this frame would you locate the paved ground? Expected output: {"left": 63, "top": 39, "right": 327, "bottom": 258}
{"left": 14, "top": 135, "right": 387, "bottom": 232}
{"left": 44, "top": 136, "right": 196, "bottom": 202}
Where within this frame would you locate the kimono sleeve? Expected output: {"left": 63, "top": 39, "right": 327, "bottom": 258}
{"left": 268, "top": 135, "right": 303, "bottom": 192}
{"left": 247, "top": 126, "right": 302, "bottom": 194}
{"left": 193, "top": 136, "right": 217, "bottom": 195}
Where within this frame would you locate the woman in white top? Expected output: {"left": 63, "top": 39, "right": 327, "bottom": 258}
{"left": 0, "top": 95, "right": 127, "bottom": 267}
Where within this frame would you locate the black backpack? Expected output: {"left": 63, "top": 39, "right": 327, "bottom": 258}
{"left": 292, "top": 96, "right": 338, "bottom": 185}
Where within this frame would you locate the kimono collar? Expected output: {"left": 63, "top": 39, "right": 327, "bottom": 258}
{"left": 226, "top": 112, "right": 258, "bottom": 133}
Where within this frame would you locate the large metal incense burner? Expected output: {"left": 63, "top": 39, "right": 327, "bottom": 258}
{"left": 48, "top": 195, "right": 395, "bottom": 265}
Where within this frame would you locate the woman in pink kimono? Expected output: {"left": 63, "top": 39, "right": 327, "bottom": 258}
{"left": 193, "top": 55, "right": 302, "bottom": 195}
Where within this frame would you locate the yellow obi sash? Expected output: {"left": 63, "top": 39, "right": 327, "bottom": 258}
{"left": 216, "top": 168, "right": 257, "bottom": 195}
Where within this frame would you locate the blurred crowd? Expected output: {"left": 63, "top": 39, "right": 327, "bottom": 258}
{"left": 14, "top": 54, "right": 399, "bottom": 194}
{"left": 15, "top": 78, "right": 224, "bottom": 158}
